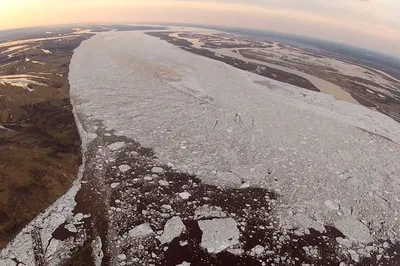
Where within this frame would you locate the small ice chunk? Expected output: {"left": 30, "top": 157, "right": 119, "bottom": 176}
{"left": 91, "top": 236, "right": 103, "bottom": 266}
{"left": 128, "top": 223, "right": 154, "bottom": 238}
{"left": 227, "top": 248, "right": 244, "bottom": 256}
{"left": 176, "top": 262, "right": 190, "bottom": 266}
{"left": 158, "top": 180, "right": 169, "bottom": 186}
{"left": 251, "top": 245, "right": 265, "bottom": 256}
{"left": 65, "top": 224, "right": 78, "bottom": 233}
{"left": 348, "top": 249, "right": 360, "bottom": 262}
{"left": 144, "top": 176, "right": 153, "bottom": 181}
{"left": 198, "top": 218, "right": 240, "bottom": 254}
{"left": 240, "top": 182, "right": 250, "bottom": 189}
{"left": 75, "top": 213, "right": 84, "bottom": 221}
{"left": 334, "top": 217, "right": 373, "bottom": 243}
{"left": 158, "top": 216, "right": 186, "bottom": 244}
{"left": 151, "top": 167, "right": 164, "bottom": 174}
{"left": 179, "top": 192, "right": 191, "bottom": 200}
{"left": 107, "top": 142, "right": 125, "bottom": 151}
{"left": 117, "top": 254, "right": 127, "bottom": 260}
{"left": 119, "top": 165, "right": 131, "bottom": 173}
{"left": 110, "top": 182, "right": 120, "bottom": 189}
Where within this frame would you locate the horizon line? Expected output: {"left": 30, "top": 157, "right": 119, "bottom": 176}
{"left": 1, "top": 21, "right": 400, "bottom": 61}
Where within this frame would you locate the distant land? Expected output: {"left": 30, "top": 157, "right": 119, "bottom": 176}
{"left": 154, "top": 22, "right": 400, "bottom": 79}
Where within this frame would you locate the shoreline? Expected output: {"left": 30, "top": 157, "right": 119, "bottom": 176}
{"left": 0, "top": 32, "right": 93, "bottom": 248}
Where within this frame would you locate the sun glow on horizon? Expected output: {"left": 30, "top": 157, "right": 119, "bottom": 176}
{"left": 1, "top": 0, "right": 399, "bottom": 56}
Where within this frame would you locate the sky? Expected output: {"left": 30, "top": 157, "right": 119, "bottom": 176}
{"left": 1, "top": 0, "right": 400, "bottom": 56}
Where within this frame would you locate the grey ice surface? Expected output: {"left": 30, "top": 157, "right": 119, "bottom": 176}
{"left": 198, "top": 218, "right": 240, "bottom": 254}
{"left": 69, "top": 31, "right": 400, "bottom": 241}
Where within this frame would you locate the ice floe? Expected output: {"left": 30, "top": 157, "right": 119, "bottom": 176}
{"left": 158, "top": 216, "right": 186, "bottom": 244}
{"left": 128, "top": 223, "right": 154, "bottom": 238}
{"left": 198, "top": 218, "right": 240, "bottom": 254}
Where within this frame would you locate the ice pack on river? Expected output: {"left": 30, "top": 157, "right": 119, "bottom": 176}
{"left": 2, "top": 30, "right": 400, "bottom": 266}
